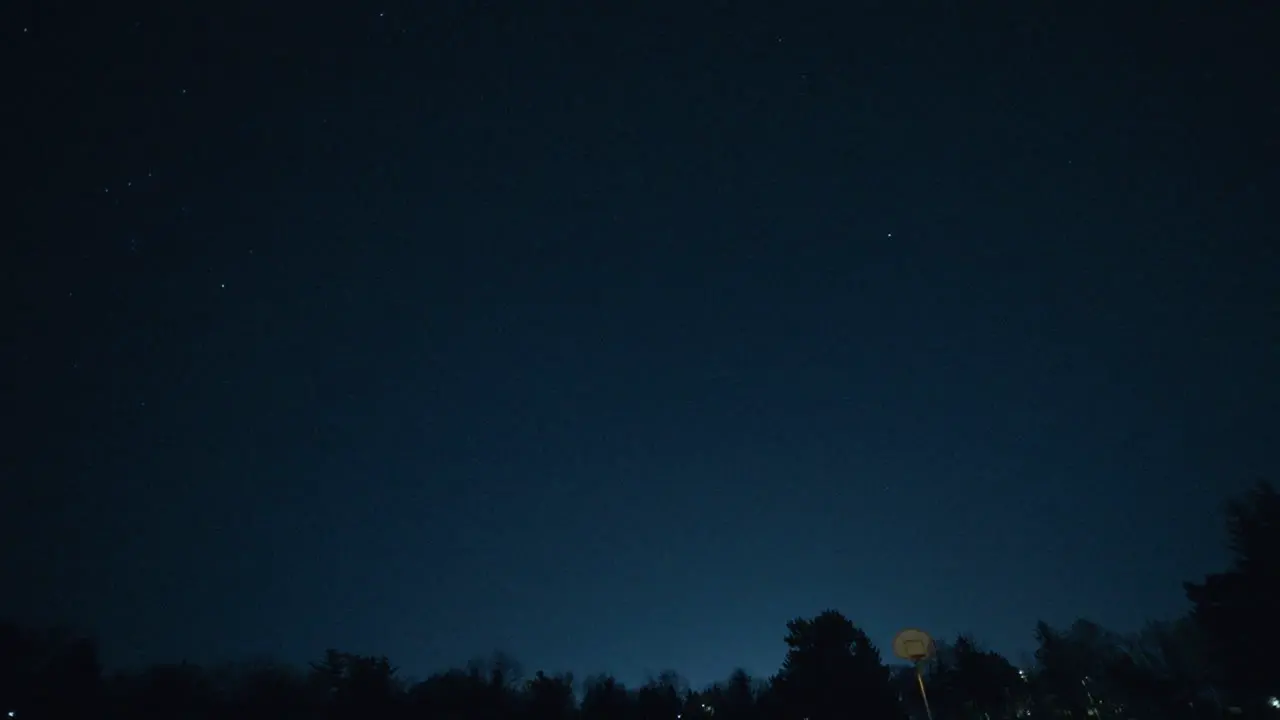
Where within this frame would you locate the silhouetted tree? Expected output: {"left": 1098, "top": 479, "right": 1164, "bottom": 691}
{"left": 0, "top": 623, "right": 102, "bottom": 720}
{"left": 123, "top": 660, "right": 219, "bottom": 719}
{"left": 475, "top": 650, "right": 525, "bottom": 691}
{"left": 226, "top": 659, "right": 319, "bottom": 720}
{"left": 581, "top": 674, "right": 632, "bottom": 720}
{"left": 772, "top": 610, "right": 903, "bottom": 720}
{"left": 1185, "top": 480, "right": 1279, "bottom": 716}
{"left": 1101, "top": 618, "right": 1217, "bottom": 720}
{"left": 410, "top": 667, "right": 491, "bottom": 720}
{"left": 706, "top": 668, "right": 760, "bottom": 720}
{"left": 1030, "top": 619, "right": 1132, "bottom": 720}
{"left": 524, "top": 670, "right": 577, "bottom": 720}
{"left": 946, "top": 635, "right": 1023, "bottom": 720}
{"left": 681, "top": 688, "right": 717, "bottom": 720}
{"left": 635, "top": 670, "right": 684, "bottom": 720}
{"left": 309, "top": 649, "right": 400, "bottom": 719}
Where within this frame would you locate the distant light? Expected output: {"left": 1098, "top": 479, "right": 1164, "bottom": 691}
{"left": 1268, "top": 697, "right": 1279, "bottom": 709}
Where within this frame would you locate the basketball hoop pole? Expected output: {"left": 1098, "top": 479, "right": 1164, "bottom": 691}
{"left": 914, "top": 660, "right": 934, "bottom": 720}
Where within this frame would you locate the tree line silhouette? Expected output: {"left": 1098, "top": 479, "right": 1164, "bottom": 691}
{"left": 3, "top": 482, "right": 1275, "bottom": 720}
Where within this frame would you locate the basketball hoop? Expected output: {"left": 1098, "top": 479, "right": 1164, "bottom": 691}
{"left": 892, "top": 629, "right": 936, "bottom": 720}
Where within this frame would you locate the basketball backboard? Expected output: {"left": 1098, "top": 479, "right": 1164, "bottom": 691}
{"left": 892, "top": 628, "right": 935, "bottom": 662}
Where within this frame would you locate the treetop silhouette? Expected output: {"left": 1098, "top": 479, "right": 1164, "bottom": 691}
{"left": 2, "top": 482, "right": 1275, "bottom": 720}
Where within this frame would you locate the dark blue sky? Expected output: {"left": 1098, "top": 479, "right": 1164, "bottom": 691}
{"left": 5, "top": 0, "right": 1276, "bottom": 689}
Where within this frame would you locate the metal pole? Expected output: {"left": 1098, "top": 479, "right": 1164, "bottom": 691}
{"left": 915, "top": 662, "right": 934, "bottom": 720}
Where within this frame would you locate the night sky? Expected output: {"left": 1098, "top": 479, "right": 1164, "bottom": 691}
{"left": 4, "top": 0, "right": 1277, "bottom": 689}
